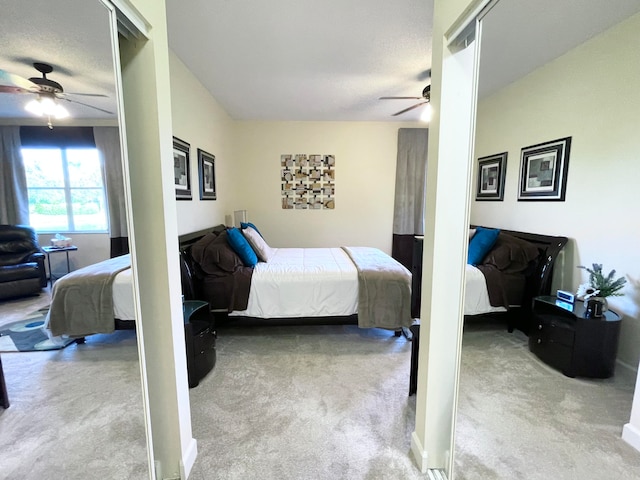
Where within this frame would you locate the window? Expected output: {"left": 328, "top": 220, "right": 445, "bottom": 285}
{"left": 22, "top": 147, "right": 108, "bottom": 232}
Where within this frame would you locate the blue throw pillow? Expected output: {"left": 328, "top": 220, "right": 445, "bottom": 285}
{"left": 241, "top": 222, "right": 263, "bottom": 238}
{"left": 226, "top": 227, "right": 258, "bottom": 267}
{"left": 468, "top": 227, "right": 500, "bottom": 265}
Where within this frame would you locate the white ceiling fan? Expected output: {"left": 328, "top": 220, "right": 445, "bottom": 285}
{"left": 0, "top": 62, "right": 113, "bottom": 127}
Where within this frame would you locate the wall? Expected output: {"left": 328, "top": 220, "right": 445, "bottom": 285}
{"left": 169, "top": 51, "right": 237, "bottom": 235}
{"left": 233, "top": 121, "right": 423, "bottom": 254}
{"left": 472, "top": 12, "right": 640, "bottom": 368}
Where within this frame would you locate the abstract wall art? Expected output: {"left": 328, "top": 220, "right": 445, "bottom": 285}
{"left": 281, "top": 154, "right": 335, "bottom": 210}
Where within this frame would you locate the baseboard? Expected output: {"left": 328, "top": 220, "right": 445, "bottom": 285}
{"left": 622, "top": 423, "right": 640, "bottom": 453}
{"left": 411, "top": 431, "right": 429, "bottom": 473}
{"left": 179, "top": 438, "right": 198, "bottom": 479}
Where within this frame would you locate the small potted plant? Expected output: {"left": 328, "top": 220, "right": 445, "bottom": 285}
{"left": 576, "top": 263, "right": 627, "bottom": 312}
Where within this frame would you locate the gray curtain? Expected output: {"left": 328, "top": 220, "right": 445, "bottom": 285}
{"left": 0, "top": 126, "right": 29, "bottom": 225}
{"left": 94, "top": 126, "right": 129, "bottom": 257}
{"left": 392, "top": 128, "right": 429, "bottom": 271}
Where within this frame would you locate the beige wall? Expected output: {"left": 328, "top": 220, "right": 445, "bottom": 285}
{"left": 472, "top": 13, "right": 640, "bottom": 367}
{"left": 169, "top": 51, "right": 237, "bottom": 235}
{"left": 232, "top": 121, "right": 422, "bottom": 254}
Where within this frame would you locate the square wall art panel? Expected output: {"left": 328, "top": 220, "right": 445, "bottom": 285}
{"left": 281, "top": 154, "right": 335, "bottom": 210}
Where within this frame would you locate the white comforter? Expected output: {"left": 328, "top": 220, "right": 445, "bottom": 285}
{"left": 230, "top": 248, "right": 359, "bottom": 318}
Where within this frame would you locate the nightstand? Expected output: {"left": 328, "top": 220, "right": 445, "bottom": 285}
{"left": 529, "top": 295, "right": 621, "bottom": 378}
{"left": 183, "top": 300, "right": 216, "bottom": 388}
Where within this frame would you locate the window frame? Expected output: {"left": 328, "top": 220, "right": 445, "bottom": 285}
{"left": 22, "top": 146, "right": 109, "bottom": 234}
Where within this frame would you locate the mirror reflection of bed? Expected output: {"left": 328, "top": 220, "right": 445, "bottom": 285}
{"left": 0, "top": 1, "right": 148, "bottom": 477}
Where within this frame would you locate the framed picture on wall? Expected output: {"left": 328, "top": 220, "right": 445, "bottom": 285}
{"left": 173, "top": 137, "right": 192, "bottom": 200}
{"left": 197, "top": 148, "right": 217, "bottom": 200}
{"left": 476, "top": 152, "right": 507, "bottom": 201}
{"left": 518, "top": 137, "right": 571, "bottom": 201}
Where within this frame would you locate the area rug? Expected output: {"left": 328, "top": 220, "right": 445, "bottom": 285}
{"left": 0, "top": 307, "right": 74, "bottom": 352}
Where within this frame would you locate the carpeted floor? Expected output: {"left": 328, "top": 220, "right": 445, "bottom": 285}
{"left": 188, "top": 324, "right": 421, "bottom": 480}
{"left": 2, "top": 290, "right": 640, "bottom": 479}
{"left": 454, "top": 320, "right": 640, "bottom": 480}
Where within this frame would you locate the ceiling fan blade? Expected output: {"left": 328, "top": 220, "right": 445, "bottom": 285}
{"left": 379, "top": 96, "right": 423, "bottom": 100}
{"left": 392, "top": 101, "right": 428, "bottom": 116}
{"left": 0, "top": 69, "right": 40, "bottom": 94}
{"left": 63, "top": 92, "right": 109, "bottom": 98}
{"left": 61, "top": 97, "right": 114, "bottom": 115}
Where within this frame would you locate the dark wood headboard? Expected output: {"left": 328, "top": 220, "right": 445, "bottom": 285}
{"left": 471, "top": 226, "right": 568, "bottom": 333}
{"left": 500, "top": 228, "right": 568, "bottom": 305}
{"left": 178, "top": 225, "right": 226, "bottom": 300}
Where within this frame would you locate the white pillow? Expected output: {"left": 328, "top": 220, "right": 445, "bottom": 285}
{"left": 242, "top": 226, "right": 274, "bottom": 262}
{"left": 469, "top": 228, "right": 477, "bottom": 241}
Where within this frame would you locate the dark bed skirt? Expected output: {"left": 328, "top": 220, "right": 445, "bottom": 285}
{"left": 215, "top": 313, "right": 359, "bottom": 328}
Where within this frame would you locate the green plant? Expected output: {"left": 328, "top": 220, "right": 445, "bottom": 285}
{"left": 578, "top": 263, "right": 627, "bottom": 297}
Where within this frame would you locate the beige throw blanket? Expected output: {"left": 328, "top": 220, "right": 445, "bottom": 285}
{"left": 342, "top": 247, "right": 412, "bottom": 330}
{"left": 47, "top": 254, "right": 131, "bottom": 337}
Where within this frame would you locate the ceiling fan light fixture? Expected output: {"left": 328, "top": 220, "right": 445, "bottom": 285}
{"left": 25, "top": 95, "right": 69, "bottom": 119}
{"left": 420, "top": 103, "right": 432, "bottom": 123}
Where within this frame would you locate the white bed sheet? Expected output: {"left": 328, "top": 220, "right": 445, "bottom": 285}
{"left": 230, "top": 247, "right": 359, "bottom": 318}
{"left": 464, "top": 264, "right": 506, "bottom": 316}
{"left": 113, "top": 268, "right": 136, "bottom": 320}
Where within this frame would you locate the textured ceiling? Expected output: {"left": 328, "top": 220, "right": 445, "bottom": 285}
{"left": 166, "top": 0, "right": 434, "bottom": 122}
{"left": 0, "top": 1, "right": 116, "bottom": 124}
{"left": 1, "top": 1, "right": 639, "bottom": 124}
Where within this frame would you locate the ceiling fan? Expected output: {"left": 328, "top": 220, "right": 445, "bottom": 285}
{"left": 379, "top": 85, "right": 431, "bottom": 118}
{"left": 0, "top": 62, "right": 113, "bottom": 127}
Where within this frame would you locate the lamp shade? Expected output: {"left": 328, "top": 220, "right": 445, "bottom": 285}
{"left": 233, "top": 210, "right": 247, "bottom": 228}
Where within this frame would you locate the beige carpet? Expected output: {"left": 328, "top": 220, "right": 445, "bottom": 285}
{"left": 188, "top": 324, "right": 422, "bottom": 480}
{"left": 455, "top": 320, "right": 640, "bottom": 480}
{"left": 2, "top": 290, "right": 640, "bottom": 479}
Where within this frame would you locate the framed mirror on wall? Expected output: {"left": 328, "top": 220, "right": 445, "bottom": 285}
{"left": 0, "top": 1, "right": 150, "bottom": 478}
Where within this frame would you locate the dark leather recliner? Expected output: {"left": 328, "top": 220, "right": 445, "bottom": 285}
{"left": 0, "top": 225, "right": 47, "bottom": 301}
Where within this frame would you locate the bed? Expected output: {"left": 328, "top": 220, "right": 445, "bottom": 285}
{"left": 181, "top": 225, "right": 413, "bottom": 332}
{"left": 45, "top": 254, "right": 135, "bottom": 338}
{"left": 464, "top": 226, "right": 568, "bottom": 333}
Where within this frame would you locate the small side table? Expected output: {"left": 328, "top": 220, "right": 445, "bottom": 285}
{"left": 529, "top": 295, "right": 621, "bottom": 378}
{"left": 183, "top": 300, "right": 216, "bottom": 388}
{"left": 42, "top": 245, "right": 78, "bottom": 285}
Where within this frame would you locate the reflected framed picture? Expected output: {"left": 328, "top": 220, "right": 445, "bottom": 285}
{"left": 518, "top": 137, "right": 571, "bottom": 201}
{"left": 173, "top": 137, "right": 192, "bottom": 200}
{"left": 476, "top": 152, "right": 507, "bottom": 201}
{"left": 197, "top": 148, "right": 216, "bottom": 200}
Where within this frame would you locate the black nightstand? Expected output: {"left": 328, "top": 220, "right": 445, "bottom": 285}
{"left": 529, "top": 295, "right": 621, "bottom": 378}
{"left": 183, "top": 300, "right": 216, "bottom": 388}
